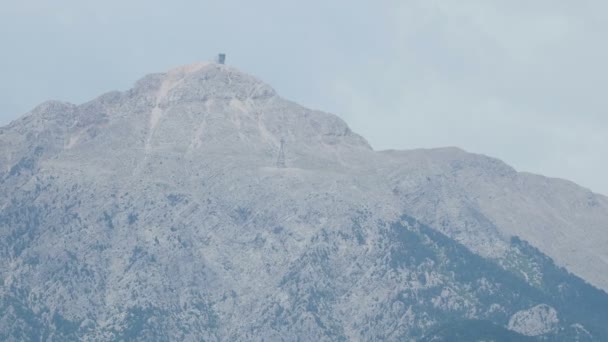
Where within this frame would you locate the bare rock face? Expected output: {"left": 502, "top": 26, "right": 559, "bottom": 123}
{"left": 1, "top": 62, "right": 608, "bottom": 341}
{"left": 508, "top": 304, "right": 559, "bottom": 336}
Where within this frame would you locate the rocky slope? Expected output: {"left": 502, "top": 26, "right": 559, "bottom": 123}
{"left": 1, "top": 62, "right": 607, "bottom": 341}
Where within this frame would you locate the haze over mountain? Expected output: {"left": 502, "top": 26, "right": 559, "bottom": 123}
{"left": 1, "top": 62, "right": 607, "bottom": 341}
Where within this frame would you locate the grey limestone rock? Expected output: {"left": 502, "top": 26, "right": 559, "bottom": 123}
{"left": 1, "top": 62, "right": 607, "bottom": 341}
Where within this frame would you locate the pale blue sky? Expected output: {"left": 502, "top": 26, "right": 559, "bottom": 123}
{"left": 1, "top": 1, "right": 607, "bottom": 194}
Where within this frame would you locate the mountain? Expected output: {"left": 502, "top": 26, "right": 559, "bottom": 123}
{"left": 1, "top": 62, "right": 607, "bottom": 341}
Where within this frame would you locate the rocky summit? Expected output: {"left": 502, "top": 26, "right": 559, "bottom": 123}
{"left": 1, "top": 62, "right": 607, "bottom": 341}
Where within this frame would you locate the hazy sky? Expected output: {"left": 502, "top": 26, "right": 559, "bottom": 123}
{"left": 1, "top": 1, "right": 607, "bottom": 194}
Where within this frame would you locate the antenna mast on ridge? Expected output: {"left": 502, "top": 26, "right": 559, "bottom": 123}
{"left": 276, "top": 138, "right": 286, "bottom": 168}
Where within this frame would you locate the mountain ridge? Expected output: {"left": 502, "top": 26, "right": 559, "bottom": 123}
{"left": 2, "top": 61, "right": 607, "bottom": 288}
{"left": 1, "top": 61, "right": 607, "bottom": 340}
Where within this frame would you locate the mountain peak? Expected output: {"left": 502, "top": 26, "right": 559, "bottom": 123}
{"left": 2, "top": 62, "right": 608, "bottom": 341}
{"left": 31, "top": 61, "right": 370, "bottom": 172}
{"left": 133, "top": 61, "right": 277, "bottom": 107}
{"left": 166, "top": 60, "right": 214, "bottom": 75}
